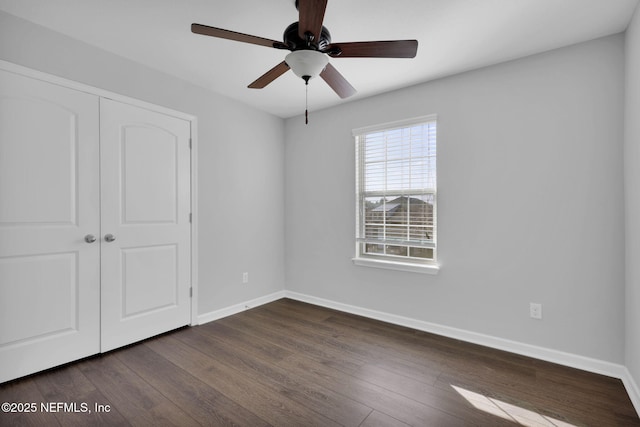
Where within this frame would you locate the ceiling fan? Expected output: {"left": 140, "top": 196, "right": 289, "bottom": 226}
{"left": 192, "top": 0, "right": 418, "bottom": 120}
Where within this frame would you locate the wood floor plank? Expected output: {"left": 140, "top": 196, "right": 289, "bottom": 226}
{"left": 305, "top": 313, "right": 449, "bottom": 382}
{"left": 116, "top": 341, "right": 267, "bottom": 426}
{"left": 265, "top": 297, "right": 336, "bottom": 322}
{"left": 196, "top": 320, "right": 294, "bottom": 364}
{"left": 360, "top": 410, "right": 413, "bottom": 427}
{"left": 76, "top": 352, "right": 196, "bottom": 426}
{"left": 145, "top": 333, "right": 344, "bottom": 427}
{"left": 35, "top": 365, "right": 98, "bottom": 399}
{"left": 218, "top": 309, "right": 366, "bottom": 374}
{"left": 279, "top": 352, "right": 492, "bottom": 426}
{"left": 33, "top": 365, "right": 129, "bottom": 426}
{"left": 0, "top": 378, "right": 61, "bottom": 427}
{"left": 258, "top": 301, "right": 459, "bottom": 381}
{"left": 437, "top": 367, "right": 626, "bottom": 426}
{"left": 247, "top": 302, "right": 438, "bottom": 379}
{"left": 1, "top": 298, "right": 638, "bottom": 426}
{"left": 182, "top": 323, "right": 373, "bottom": 426}
{"left": 249, "top": 307, "right": 380, "bottom": 363}
{"left": 322, "top": 309, "right": 534, "bottom": 380}
{"left": 352, "top": 363, "right": 440, "bottom": 403}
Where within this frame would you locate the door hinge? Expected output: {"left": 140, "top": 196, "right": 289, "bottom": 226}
{"left": 189, "top": 138, "right": 192, "bottom": 149}
{"left": 189, "top": 287, "right": 193, "bottom": 298}
{"left": 189, "top": 213, "right": 192, "bottom": 223}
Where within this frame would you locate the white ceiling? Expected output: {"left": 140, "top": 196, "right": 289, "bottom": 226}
{"left": 0, "top": 0, "right": 638, "bottom": 118}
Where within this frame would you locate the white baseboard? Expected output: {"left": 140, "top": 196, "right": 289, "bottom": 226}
{"left": 194, "top": 289, "right": 639, "bottom": 417}
{"left": 622, "top": 368, "right": 640, "bottom": 416}
{"left": 196, "top": 290, "right": 286, "bottom": 325}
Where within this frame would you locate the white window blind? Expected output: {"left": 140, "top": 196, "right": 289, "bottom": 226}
{"left": 354, "top": 116, "right": 437, "bottom": 265}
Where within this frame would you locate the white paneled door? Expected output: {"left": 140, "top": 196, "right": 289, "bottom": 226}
{"left": 0, "top": 70, "right": 101, "bottom": 383}
{"left": 0, "top": 69, "right": 193, "bottom": 383}
{"left": 99, "top": 99, "right": 192, "bottom": 352}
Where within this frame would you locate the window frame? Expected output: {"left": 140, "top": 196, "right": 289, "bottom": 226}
{"left": 352, "top": 115, "right": 439, "bottom": 274}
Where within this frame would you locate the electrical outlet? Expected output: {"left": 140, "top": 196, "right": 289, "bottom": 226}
{"left": 529, "top": 303, "right": 543, "bottom": 320}
{"left": 242, "top": 272, "right": 249, "bottom": 284}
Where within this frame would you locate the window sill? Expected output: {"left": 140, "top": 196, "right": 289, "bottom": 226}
{"left": 352, "top": 257, "right": 440, "bottom": 275}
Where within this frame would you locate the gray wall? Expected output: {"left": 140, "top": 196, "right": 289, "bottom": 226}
{"left": 285, "top": 35, "right": 626, "bottom": 363}
{"left": 625, "top": 3, "right": 640, "bottom": 389}
{"left": 0, "top": 11, "right": 286, "bottom": 316}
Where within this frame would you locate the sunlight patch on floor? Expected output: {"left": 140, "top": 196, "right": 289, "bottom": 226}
{"left": 451, "top": 385, "right": 577, "bottom": 427}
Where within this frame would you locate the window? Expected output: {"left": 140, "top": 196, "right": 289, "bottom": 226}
{"left": 353, "top": 116, "right": 437, "bottom": 273}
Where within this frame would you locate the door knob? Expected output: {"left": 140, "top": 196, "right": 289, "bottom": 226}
{"left": 84, "top": 234, "right": 97, "bottom": 243}
{"left": 104, "top": 233, "right": 116, "bottom": 242}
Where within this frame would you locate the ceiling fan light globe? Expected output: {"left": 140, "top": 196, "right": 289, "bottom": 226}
{"left": 285, "top": 50, "right": 329, "bottom": 80}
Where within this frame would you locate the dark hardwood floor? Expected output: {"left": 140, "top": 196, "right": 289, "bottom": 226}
{"left": 1, "top": 298, "right": 638, "bottom": 426}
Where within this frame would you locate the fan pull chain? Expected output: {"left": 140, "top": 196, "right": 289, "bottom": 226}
{"left": 305, "top": 79, "right": 309, "bottom": 125}
{"left": 302, "top": 75, "right": 311, "bottom": 125}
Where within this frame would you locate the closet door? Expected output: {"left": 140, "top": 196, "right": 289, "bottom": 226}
{"left": 99, "top": 99, "right": 191, "bottom": 352}
{"left": 0, "top": 70, "right": 100, "bottom": 383}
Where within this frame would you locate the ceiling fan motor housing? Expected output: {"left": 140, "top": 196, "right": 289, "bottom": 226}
{"left": 283, "top": 22, "right": 332, "bottom": 51}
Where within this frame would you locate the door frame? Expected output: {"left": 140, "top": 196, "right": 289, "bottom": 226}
{"left": 0, "top": 60, "right": 200, "bottom": 327}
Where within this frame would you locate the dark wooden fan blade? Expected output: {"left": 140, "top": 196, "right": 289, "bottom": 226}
{"left": 320, "top": 63, "right": 356, "bottom": 99}
{"left": 248, "top": 61, "right": 291, "bottom": 89}
{"left": 297, "top": 0, "right": 328, "bottom": 42}
{"left": 326, "top": 40, "right": 418, "bottom": 58}
{"left": 192, "top": 23, "right": 284, "bottom": 49}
